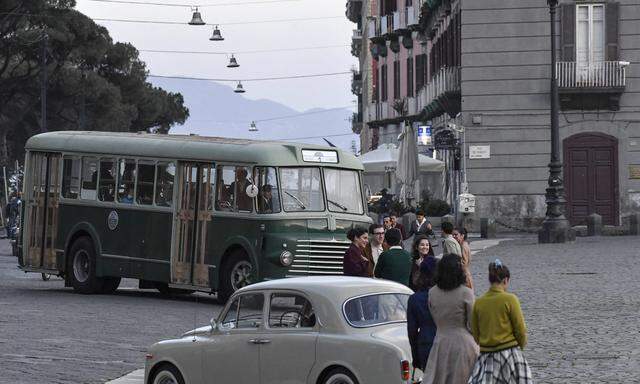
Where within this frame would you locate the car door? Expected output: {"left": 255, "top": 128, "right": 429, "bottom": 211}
{"left": 259, "top": 291, "right": 319, "bottom": 384}
{"left": 203, "top": 292, "right": 265, "bottom": 384}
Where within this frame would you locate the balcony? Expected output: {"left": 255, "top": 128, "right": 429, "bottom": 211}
{"left": 351, "top": 111, "right": 364, "bottom": 134}
{"left": 557, "top": 61, "right": 628, "bottom": 110}
{"left": 351, "top": 70, "right": 362, "bottom": 95}
{"left": 351, "top": 29, "right": 362, "bottom": 57}
{"left": 418, "top": 66, "right": 461, "bottom": 120}
{"left": 345, "top": 0, "right": 363, "bottom": 24}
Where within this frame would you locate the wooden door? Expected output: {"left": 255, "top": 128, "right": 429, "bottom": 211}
{"left": 564, "top": 133, "right": 618, "bottom": 226}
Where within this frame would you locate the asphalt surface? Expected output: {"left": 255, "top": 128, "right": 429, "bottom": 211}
{"left": 2, "top": 235, "right": 639, "bottom": 383}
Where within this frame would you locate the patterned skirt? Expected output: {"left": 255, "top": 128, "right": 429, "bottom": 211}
{"left": 467, "top": 347, "right": 533, "bottom": 384}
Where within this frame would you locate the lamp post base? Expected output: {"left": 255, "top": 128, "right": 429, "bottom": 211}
{"left": 538, "top": 218, "right": 576, "bottom": 243}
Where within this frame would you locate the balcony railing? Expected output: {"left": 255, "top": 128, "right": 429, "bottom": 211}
{"left": 557, "top": 61, "right": 627, "bottom": 88}
{"left": 352, "top": 29, "right": 362, "bottom": 40}
{"left": 419, "top": 66, "right": 461, "bottom": 108}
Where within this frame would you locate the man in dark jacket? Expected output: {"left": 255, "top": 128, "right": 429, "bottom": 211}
{"left": 374, "top": 228, "right": 412, "bottom": 286}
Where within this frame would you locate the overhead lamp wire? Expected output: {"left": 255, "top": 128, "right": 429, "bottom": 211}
{"left": 277, "top": 132, "right": 356, "bottom": 141}
{"left": 148, "top": 71, "right": 351, "bottom": 82}
{"left": 84, "top": 0, "right": 302, "bottom": 7}
{"left": 254, "top": 106, "right": 355, "bottom": 123}
{"left": 92, "top": 15, "right": 343, "bottom": 26}
{"left": 140, "top": 44, "right": 350, "bottom": 56}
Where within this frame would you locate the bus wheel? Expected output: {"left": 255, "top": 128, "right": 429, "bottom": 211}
{"left": 100, "top": 277, "right": 121, "bottom": 294}
{"left": 218, "top": 251, "right": 253, "bottom": 303}
{"left": 68, "top": 237, "right": 103, "bottom": 294}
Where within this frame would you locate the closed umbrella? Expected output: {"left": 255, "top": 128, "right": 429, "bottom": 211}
{"left": 396, "top": 122, "right": 419, "bottom": 207}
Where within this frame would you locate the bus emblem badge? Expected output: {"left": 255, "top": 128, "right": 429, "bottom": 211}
{"left": 108, "top": 211, "right": 119, "bottom": 231}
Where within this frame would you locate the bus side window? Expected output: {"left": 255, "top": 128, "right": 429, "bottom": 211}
{"left": 117, "top": 159, "right": 136, "bottom": 204}
{"left": 156, "top": 162, "right": 175, "bottom": 208}
{"left": 137, "top": 162, "right": 155, "bottom": 205}
{"left": 80, "top": 157, "right": 98, "bottom": 200}
{"left": 62, "top": 156, "right": 80, "bottom": 199}
{"left": 254, "top": 167, "right": 280, "bottom": 214}
{"left": 215, "top": 165, "right": 234, "bottom": 212}
{"left": 98, "top": 158, "right": 116, "bottom": 202}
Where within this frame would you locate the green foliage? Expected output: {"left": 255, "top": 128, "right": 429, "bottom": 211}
{"left": 420, "top": 199, "right": 451, "bottom": 217}
{"left": 0, "top": 0, "right": 189, "bottom": 164}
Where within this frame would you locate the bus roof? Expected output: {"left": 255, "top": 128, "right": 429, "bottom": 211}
{"left": 25, "top": 131, "right": 363, "bottom": 170}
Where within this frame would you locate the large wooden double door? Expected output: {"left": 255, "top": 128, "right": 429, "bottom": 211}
{"left": 564, "top": 133, "right": 619, "bottom": 226}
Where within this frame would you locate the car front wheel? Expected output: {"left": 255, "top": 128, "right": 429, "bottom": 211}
{"left": 152, "top": 364, "right": 185, "bottom": 384}
{"left": 321, "top": 368, "right": 359, "bottom": 384}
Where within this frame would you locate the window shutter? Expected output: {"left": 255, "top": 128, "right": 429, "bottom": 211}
{"left": 560, "top": 3, "right": 576, "bottom": 61}
{"left": 605, "top": 2, "right": 619, "bottom": 60}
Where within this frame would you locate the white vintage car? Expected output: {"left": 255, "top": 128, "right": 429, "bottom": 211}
{"left": 144, "top": 276, "right": 417, "bottom": 384}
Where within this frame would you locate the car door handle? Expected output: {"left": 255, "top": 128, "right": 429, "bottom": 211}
{"left": 248, "top": 339, "right": 271, "bottom": 344}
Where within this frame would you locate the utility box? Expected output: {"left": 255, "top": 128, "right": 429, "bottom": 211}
{"left": 458, "top": 193, "right": 476, "bottom": 214}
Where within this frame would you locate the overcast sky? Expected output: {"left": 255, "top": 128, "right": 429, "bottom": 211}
{"left": 74, "top": 0, "right": 358, "bottom": 113}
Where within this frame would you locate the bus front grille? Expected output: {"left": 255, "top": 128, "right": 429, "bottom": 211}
{"left": 286, "top": 239, "right": 351, "bottom": 277}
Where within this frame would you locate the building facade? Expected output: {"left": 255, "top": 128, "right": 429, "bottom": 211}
{"left": 347, "top": 0, "right": 640, "bottom": 228}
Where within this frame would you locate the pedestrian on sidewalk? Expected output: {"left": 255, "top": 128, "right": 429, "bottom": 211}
{"left": 409, "top": 210, "right": 434, "bottom": 238}
{"left": 390, "top": 212, "right": 408, "bottom": 240}
{"left": 365, "top": 223, "right": 387, "bottom": 267}
{"left": 453, "top": 227, "right": 473, "bottom": 290}
{"left": 407, "top": 257, "right": 438, "bottom": 373}
{"left": 468, "top": 260, "right": 532, "bottom": 384}
{"left": 423, "top": 254, "right": 479, "bottom": 384}
{"left": 409, "top": 235, "right": 435, "bottom": 291}
{"left": 441, "top": 222, "right": 462, "bottom": 257}
{"left": 374, "top": 228, "right": 412, "bottom": 286}
{"left": 343, "top": 227, "right": 374, "bottom": 277}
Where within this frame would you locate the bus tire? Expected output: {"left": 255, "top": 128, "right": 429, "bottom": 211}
{"left": 100, "top": 277, "right": 121, "bottom": 294}
{"left": 218, "top": 250, "right": 253, "bottom": 303}
{"left": 68, "top": 237, "right": 103, "bottom": 294}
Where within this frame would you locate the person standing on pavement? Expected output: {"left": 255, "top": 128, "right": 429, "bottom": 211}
{"left": 407, "top": 258, "right": 438, "bottom": 373}
{"left": 441, "top": 222, "right": 462, "bottom": 257}
{"left": 468, "top": 260, "right": 532, "bottom": 384}
{"left": 409, "top": 210, "right": 434, "bottom": 238}
{"left": 343, "top": 227, "right": 374, "bottom": 277}
{"left": 409, "top": 235, "right": 435, "bottom": 291}
{"left": 390, "top": 212, "right": 408, "bottom": 240}
{"left": 383, "top": 215, "right": 393, "bottom": 231}
{"left": 453, "top": 227, "right": 473, "bottom": 290}
{"left": 374, "top": 228, "right": 412, "bottom": 286}
{"left": 364, "top": 224, "right": 387, "bottom": 266}
{"left": 423, "top": 254, "right": 479, "bottom": 384}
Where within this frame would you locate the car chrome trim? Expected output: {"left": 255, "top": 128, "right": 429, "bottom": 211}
{"left": 342, "top": 291, "right": 411, "bottom": 329}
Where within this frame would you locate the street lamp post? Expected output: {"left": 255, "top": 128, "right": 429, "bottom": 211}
{"left": 538, "top": 0, "right": 575, "bottom": 243}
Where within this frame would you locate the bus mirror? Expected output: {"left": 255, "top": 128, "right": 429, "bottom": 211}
{"left": 246, "top": 184, "right": 259, "bottom": 198}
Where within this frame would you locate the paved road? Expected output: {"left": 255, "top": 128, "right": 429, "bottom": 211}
{"left": 2, "top": 235, "right": 639, "bottom": 383}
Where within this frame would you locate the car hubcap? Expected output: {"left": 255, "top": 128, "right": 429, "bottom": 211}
{"left": 153, "top": 370, "right": 178, "bottom": 384}
{"left": 327, "top": 374, "right": 354, "bottom": 384}
{"left": 73, "top": 250, "right": 90, "bottom": 283}
{"left": 230, "top": 260, "right": 252, "bottom": 291}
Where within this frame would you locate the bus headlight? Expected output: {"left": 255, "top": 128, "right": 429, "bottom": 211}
{"left": 280, "top": 251, "right": 294, "bottom": 267}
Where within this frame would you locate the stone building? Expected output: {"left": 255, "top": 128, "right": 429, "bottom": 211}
{"left": 347, "top": 0, "right": 640, "bottom": 228}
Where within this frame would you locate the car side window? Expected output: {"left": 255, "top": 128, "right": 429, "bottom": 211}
{"left": 220, "top": 293, "right": 264, "bottom": 330}
{"left": 268, "top": 293, "right": 316, "bottom": 329}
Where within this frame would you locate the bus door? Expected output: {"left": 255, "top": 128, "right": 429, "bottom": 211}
{"left": 24, "top": 152, "right": 62, "bottom": 271}
{"left": 171, "top": 162, "right": 215, "bottom": 288}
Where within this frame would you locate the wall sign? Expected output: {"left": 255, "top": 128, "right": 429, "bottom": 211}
{"left": 433, "top": 130, "right": 457, "bottom": 149}
{"left": 469, "top": 145, "right": 491, "bottom": 159}
{"left": 630, "top": 165, "right": 640, "bottom": 179}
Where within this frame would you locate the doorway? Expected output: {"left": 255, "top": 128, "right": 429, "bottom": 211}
{"left": 563, "top": 133, "right": 618, "bottom": 225}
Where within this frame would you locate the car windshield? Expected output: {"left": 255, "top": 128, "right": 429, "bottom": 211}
{"left": 343, "top": 293, "right": 410, "bottom": 328}
{"left": 324, "top": 169, "right": 364, "bottom": 214}
{"left": 280, "top": 167, "right": 324, "bottom": 212}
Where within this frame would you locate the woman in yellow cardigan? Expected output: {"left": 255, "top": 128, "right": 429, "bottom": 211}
{"left": 468, "top": 260, "right": 533, "bottom": 384}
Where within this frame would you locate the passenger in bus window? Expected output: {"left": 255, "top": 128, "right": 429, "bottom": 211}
{"left": 258, "top": 184, "right": 274, "bottom": 213}
{"left": 231, "top": 167, "right": 252, "bottom": 212}
{"left": 121, "top": 187, "right": 134, "bottom": 204}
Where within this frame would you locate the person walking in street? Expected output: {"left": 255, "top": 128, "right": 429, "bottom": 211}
{"left": 383, "top": 215, "right": 392, "bottom": 231}
{"left": 468, "top": 260, "right": 532, "bottom": 384}
{"left": 365, "top": 224, "right": 387, "bottom": 266}
{"left": 409, "top": 210, "right": 434, "bottom": 238}
{"left": 407, "top": 258, "right": 438, "bottom": 374}
{"left": 409, "top": 235, "right": 435, "bottom": 291}
{"left": 390, "top": 213, "right": 408, "bottom": 240}
{"left": 454, "top": 227, "right": 473, "bottom": 290}
{"left": 441, "top": 222, "right": 462, "bottom": 257}
{"left": 423, "top": 254, "right": 479, "bottom": 384}
{"left": 374, "top": 228, "right": 412, "bottom": 285}
{"left": 343, "top": 227, "right": 374, "bottom": 277}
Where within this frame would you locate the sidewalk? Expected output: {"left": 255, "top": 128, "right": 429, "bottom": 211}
{"left": 106, "top": 369, "right": 144, "bottom": 384}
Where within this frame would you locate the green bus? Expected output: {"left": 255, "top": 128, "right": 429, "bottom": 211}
{"left": 19, "top": 131, "right": 371, "bottom": 301}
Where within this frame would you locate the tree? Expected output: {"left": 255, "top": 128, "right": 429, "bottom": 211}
{"left": 0, "top": 0, "right": 189, "bottom": 165}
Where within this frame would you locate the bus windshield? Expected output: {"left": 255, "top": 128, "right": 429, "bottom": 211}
{"left": 280, "top": 167, "right": 324, "bottom": 212}
{"left": 324, "top": 169, "right": 364, "bottom": 214}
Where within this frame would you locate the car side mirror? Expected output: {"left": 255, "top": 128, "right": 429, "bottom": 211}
{"left": 209, "top": 318, "right": 217, "bottom": 332}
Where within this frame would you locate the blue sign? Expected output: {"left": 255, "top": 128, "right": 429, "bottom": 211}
{"left": 418, "top": 125, "right": 432, "bottom": 146}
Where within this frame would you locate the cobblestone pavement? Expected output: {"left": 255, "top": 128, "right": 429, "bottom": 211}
{"left": 468, "top": 235, "right": 640, "bottom": 384}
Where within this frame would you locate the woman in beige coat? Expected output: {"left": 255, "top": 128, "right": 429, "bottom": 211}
{"left": 423, "top": 254, "right": 479, "bottom": 384}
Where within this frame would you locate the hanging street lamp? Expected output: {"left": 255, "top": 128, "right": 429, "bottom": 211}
{"left": 227, "top": 54, "right": 240, "bottom": 68}
{"left": 538, "top": 0, "right": 575, "bottom": 243}
{"left": 234, "top": 81, "right": 246, "bottom": 93}
{"left": 188, "top": 7, "right": 205, "bottom": 25}
{"left": 249, "top": 121, "right": 258, "bottom": 132}
{"left": 209, "top": 25, "right": 224, "bottom": 41}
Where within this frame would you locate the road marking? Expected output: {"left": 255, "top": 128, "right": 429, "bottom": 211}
{"left": 106, "top": 369, "right": 144, "bottom": 384}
